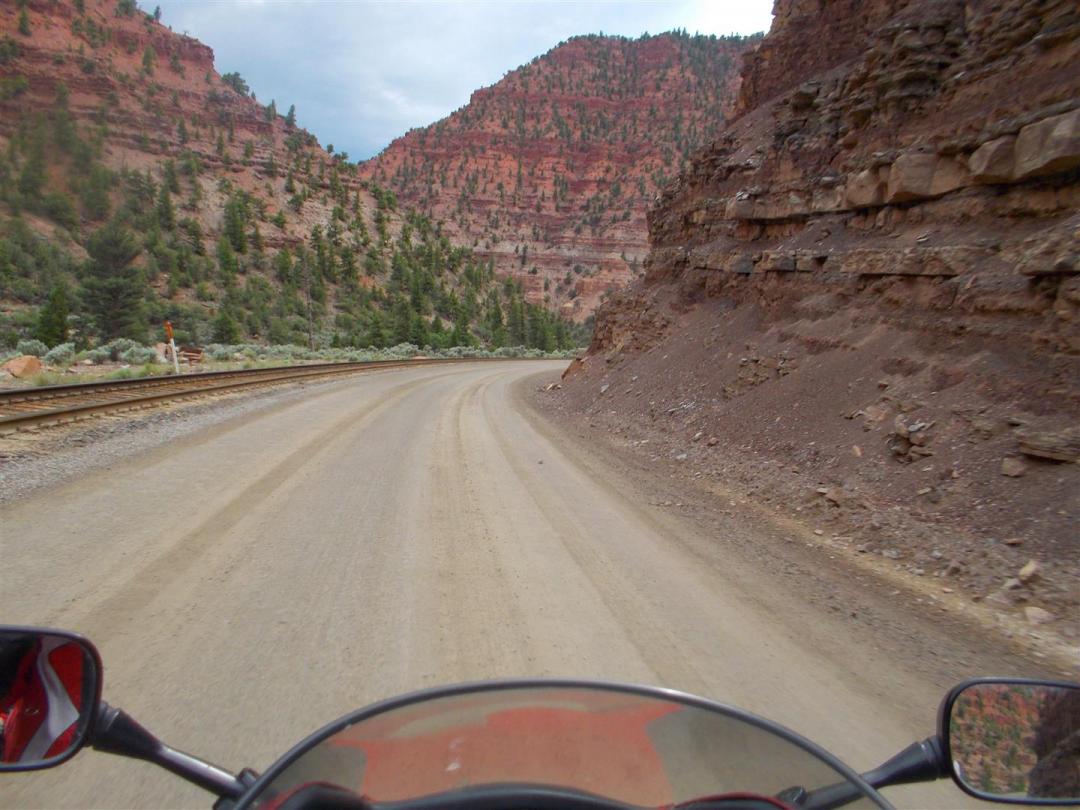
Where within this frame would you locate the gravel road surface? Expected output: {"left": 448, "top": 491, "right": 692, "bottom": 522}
{"left": 2, "top": 361, "right": 1009, "bottom": 807}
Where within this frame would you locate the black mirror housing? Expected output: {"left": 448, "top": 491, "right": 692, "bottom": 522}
{"left": 0, "top": 625, "right": 103, "bottom": 772}
{"left": 939, "top": 677, "right": 1080, "bottom": 806}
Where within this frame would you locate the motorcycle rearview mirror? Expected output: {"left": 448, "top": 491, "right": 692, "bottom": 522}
{"left": 941, "top": 678, "right": 1080, "bottom": 805}
{"left": 0, "top": 625, "right": 102, "bottom": 771}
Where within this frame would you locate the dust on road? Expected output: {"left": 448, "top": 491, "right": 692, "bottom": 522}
{"left": 1, "top": 361, "right": 1018, "bottom": 807}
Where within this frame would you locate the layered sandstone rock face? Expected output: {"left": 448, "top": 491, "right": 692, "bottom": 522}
{"left": 566, "top": 0, "right": 1078, "bottom": 623}
{"left": 597, "top": 0, "right": 1079, "bottom": 360}
{"left": 357, "top": 33, "right": 759, "bottom": 320}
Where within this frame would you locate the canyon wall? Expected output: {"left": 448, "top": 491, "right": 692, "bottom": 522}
{"left": 357, "top": 33, "right": 759, "bottom": 319}
{"left": 559, "top": 0, "right": 1079, "bottom": 631}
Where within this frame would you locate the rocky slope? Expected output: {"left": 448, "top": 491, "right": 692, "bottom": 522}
{"left": 553, "top": 0, "right": 1080, "bottom": 645}
{"left": 1, "top": 0, "right": 359, "bottom": 250}
{"left": 357, "top": 32, "right": 759, "bottom": 320}
{"left": 0, "top": 0, "right": 578, "bottom": 351}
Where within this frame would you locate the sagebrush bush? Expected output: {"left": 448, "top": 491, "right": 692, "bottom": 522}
{"left": 15, "top": 339, "right": 48, "bottom": 357}
{"left": 101, "top": 338, "right": 142, "bottom": 360}
{"left": 119, "top": 345, "right": 158, "bottom": 364}
{"left": 204, "top": 344, "right": 236, "bottom": 361}
{"left": 43, "top": 342, "right": 75, "bottom": 366}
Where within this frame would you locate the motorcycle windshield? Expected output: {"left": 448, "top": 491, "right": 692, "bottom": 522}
{"left": 246, "top": 684, "right": 884, "bottom": 809}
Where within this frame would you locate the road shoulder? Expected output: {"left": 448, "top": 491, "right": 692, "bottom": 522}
{"left": 516, "top": 368, "right": 1078, "bottom": 681}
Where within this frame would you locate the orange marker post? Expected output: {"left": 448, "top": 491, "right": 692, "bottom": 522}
{"left": 164, "top": 320, "right": 180, "bottom": 374}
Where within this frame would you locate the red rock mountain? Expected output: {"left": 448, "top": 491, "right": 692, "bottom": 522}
{"left": 554, "top": 0, "right": 1079, "bottom": 632}
{"left": 357, "top": 32, "right": 759, "bottom": 320}
{"left": 1, "top": 0, "right": 358, "bottom": 250}
{"left": 0, "top": 0, "right": 582, "bottom": 349}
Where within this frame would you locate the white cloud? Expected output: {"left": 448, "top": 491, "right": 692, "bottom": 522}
{"left": 161, "top": 0, "right": 774, "bottom": 159}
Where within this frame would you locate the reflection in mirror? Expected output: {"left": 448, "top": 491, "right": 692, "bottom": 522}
{"left": 0, "top": 630, "right": 98, "bottom": 768}
{"left": 949, "top": 681, "right": 1080, "bottom": 802}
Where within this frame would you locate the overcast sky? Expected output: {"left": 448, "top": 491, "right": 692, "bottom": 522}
{"left": 160, "top": 1, "right": 775, "bottom": 161}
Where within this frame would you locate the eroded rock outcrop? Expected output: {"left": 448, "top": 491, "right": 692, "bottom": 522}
{"left": 597, "top": 0, "right": 1079, "bottom": 356}
{"left": 562, "top": 0, "right": 1079, "bottom": 631}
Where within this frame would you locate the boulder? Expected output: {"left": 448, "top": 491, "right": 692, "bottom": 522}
{"left": 1, "top": 355, "right": 42, "bottom": 379}
{"left": 1023, "top": 606, "right": 1056, "bottom": 625}
{"left": 1018, "top": 560, "right": 1042, "bottom": 584}
{"left": 1018, "top": 427, "right": 1080, "bottom": 463}
{"left": 886, "top": 153, "right": 938, "bottom": 202}
{"left": 758, "top": 250, "right": 797, "bottom": 272}
{"left": 845, "top": 168, "right": 886, "bottom": 208}
{"left": 928, "top": 157, "right": 970, "bottom": 196}
{"left": 886, "top": 153, "right": 969, "bottom": 202}
{"left": 969, "top": 135, "right": 1015, "bottom": 183}
{"left": 1014, "top": 109, "right": 1080, "bottom": 180}
{"left": 1001, "top": 456, "right": 1027, "bottom": 477}
{"left": 728, "top": 254, "right": 755, "bottom": 275}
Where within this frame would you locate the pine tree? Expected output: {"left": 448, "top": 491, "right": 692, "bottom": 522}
{"left": 365, "top": 310, "right": 388, "bottom": 348}
{"left": 410, "top": 312, "right": 429, "bottom": 346}
{"left": 213, "top": 307, "right": 241, "bottom": 342}
{"left": 450, "top": 317, "right": 471, "bottom": 347}
{"left": 34, "top": 284, "right": 70, "bottom": 346}
{"left": 156, "top": 184, "right": 175, "bottom": 229}
{"left": 391, "top": 296, "right": 412, "bottom": 345}
{"left": 273, "top": 248, "right": 293, "bottom": 283}
{"left": 83, "top": 221, "right": 145, "bottom": 340}
{"left": 163, "top": 159, "right": 179, "bottom": 194}
{"left": 485, "top": 296, "right": 505, "bottom": 347}
{"left": 216, "top": 236, "right": 238, "bottom": 283}
{"left": 141, "top": 45, "right": 156, "bottom": 75}
{"left": 285, "top": 105, "right": 296, "bottom": 128}
{"left": 507, "top": 296, "right": 526, "bottom": 345}
{"left": 18, "top": 9, "right": 30, "bottom": 36}
{"left": 223, "top": 197, "right": 247, "bottom": 252}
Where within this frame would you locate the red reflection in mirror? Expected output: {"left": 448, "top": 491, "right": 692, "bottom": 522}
{"left": 0, "top": 636, "right": 86, "bottom": 763}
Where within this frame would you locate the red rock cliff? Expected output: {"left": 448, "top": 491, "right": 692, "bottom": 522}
{"left": 560, "top": 0, "right": 1079, "bottom": 626}
{"left": 356, "top": 32, "right": 760, "bottom": 320}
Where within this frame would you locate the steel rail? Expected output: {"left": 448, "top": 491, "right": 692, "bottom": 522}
{"left": 0, "top": 358, "right": 487, "bottom": 434}
{"left": 0, "top": 360, "right": 413, "bottom": 405}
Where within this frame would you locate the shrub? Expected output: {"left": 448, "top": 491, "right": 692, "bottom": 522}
{"left": 16, "top": 338, "right": 48, "bottom": 357}
{"left": 44, "top": 342, "right": 75, "bottom": 366}
{"left": 119, "top": 345, "right": 158, "bottom": 364}
{"left": 221, "top": 72, "right": 249, "bottom": 95}
{"left": 101, "top": 337, "right": 141, "bottom": 360}
{"left": 204, "top": 343, "right": 236, "bottom": 361}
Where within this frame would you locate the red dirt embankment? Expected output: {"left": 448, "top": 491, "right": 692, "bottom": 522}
{"left": 552, "top": 0, "right": 1080, "bottom": 647}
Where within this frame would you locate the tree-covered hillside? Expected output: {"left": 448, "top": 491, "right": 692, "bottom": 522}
{"left": 0, "top": 0, "right": 584, "bottom": 356}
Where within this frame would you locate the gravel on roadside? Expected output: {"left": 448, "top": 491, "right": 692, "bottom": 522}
{"left": 0, "top": 381, "right": 330, "bottom": 505}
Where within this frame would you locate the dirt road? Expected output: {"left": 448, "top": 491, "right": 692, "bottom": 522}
{"left": 1, "top": 361, "right": 1027, "bottom": 807}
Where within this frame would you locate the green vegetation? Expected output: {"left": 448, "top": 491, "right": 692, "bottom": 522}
{"left": 34, "top": 283, "right": 70, "bottom": 346}
{"left": 221, "top": 72, "right": 249, "bottom": 96}
{"left": 0, "top": 91, "right": 586, "bottom": 355}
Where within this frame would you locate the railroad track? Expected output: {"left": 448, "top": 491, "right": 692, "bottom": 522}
{"left": 0, "top": 358, "right": 476, "bottom": 434}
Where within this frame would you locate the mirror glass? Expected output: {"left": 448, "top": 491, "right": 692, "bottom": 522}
{"left": 948, "top": 681, "right": 1080, "bottom": 802}
{"left": 0, "top": 629, "right": 100, "bottom": 769}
